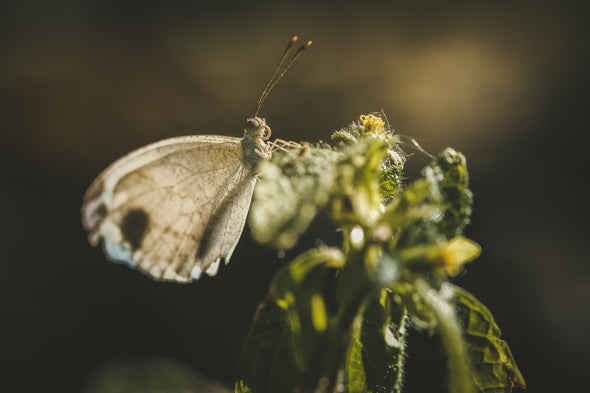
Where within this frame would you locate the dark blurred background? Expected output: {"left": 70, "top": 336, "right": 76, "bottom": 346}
{"left": 1, "top": 1, "right": 588, "bottom": 392}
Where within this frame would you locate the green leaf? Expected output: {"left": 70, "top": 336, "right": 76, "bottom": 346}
{"left": 332, "top": 128, "right": 360, "bottom": 144}
{"left": 446, "top": 284, "right": 526, "bottom": 393}
{"left": 250, "top": 146, "right": 342, "bottom": 250}
{"left": 269, "top": 247, "right": 376, "bottom": 393}
{"left": 346, "top": 289, "right": 408, "bottom": 393}
{"left": 390, "top": 148, "right": 472, "bottom": 250}
{"left": 330, "top": 136, "right": 390, "bottom": 225}
{"left": 379, "top": 177, "right": 441, "bottom": 235}
{"left": 398, "top": 236, "right": 481, "bottom": 277}
{"left": 331, "top": 114, "right": 406, "bottom": 203}
{"left": 423, "top": 148, "right": 473, "bottom": 238}
{"left": 236, "top": 296, "right": 296, "bottom": 393}
{"left": 379, "top": 148, "right": 405, "bottom": 202}
{"left": 269, "top": 248, "right": 345, "bottom": 374}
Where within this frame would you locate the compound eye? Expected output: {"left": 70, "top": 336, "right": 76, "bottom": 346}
{"left": 246, "top": 118, "right": 260, "bottom": 130}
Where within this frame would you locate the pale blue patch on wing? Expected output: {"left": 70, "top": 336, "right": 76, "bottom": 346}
{"left": 105, "top": 242, "right": 137, "bottom": 268}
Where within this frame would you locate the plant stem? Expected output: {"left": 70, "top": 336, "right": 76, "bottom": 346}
{"left": 416, "top": 280, "right": 475, "bottom": 393}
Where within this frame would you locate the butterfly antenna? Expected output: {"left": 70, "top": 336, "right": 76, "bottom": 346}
{"left": 255, "top": 37, "right": 312, "bottom": 117}
{"left": 260, "top": 40, "right": 312, "bottom": 111}
{"left": 255, "top": 36, "right": 298, "bottom": 117}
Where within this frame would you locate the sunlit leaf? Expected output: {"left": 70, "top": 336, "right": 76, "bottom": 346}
{"left": 269, "top": 248, "right": 345, "bottom": 373}
{"left": 330, "top": 136, "right": 390, "bottom": 225}
{"left": 331, "top": 115, "right": 406, "bottom": 207}
{"left": 446, "top": 284, "right": 526, "bottom": 393}
{"left": 436, "top": 237, "right": 481, "bottom": 275}
{"left": 397, "top": 236, "right": 481, "bottom": 277}
{"left": 379, "top": 177, "right": 441, "bottom": 237}
{"left": 250, "top": 146, "right": 342, "bottom": 250}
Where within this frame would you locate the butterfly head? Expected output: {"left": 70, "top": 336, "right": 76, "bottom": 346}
{"left": 244, "top": 117, "right": 272, "bottom": 141}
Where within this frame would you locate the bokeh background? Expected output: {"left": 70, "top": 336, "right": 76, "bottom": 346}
{"left": 1, "top": 1, "right": 588, "bottom": 392}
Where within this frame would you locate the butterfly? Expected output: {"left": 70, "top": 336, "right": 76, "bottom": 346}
{"left": 81, "top": 36, "right": 312, "bottom": 283}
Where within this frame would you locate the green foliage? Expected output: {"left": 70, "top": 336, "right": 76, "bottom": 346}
{"left": 329, "top": 136, "right": 392, "bottom": 225}
{"left": 392, "top": 147, "right": 473, "bottom": 252}
{"left": 423, "top": 148, "right": 473, "bottom": 238}
{"left": 270, "top": 247, "right": 349, "bottom": 391}
{"left": 345, "top": 290, "right": 407, "bottom": 393}
{"left": 449, "top": 284, "right": 527, "bottom": 393}
{"left": 239, "top": 114, "right": 525, "bottom": 393}
{"left": 250, "top": 147, "right": 342, "bottom": 250}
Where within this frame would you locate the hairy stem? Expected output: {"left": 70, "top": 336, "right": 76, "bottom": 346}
{"left": 417, "top": 280, "right": 474, "bottom": 393}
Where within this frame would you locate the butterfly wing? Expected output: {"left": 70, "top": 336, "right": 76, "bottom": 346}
{"left": 82, "top": 135, "right": 256, "bottom": 283}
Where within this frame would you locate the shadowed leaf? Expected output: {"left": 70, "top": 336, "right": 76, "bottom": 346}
{"left": 236, "top": 296, "right": 296, "bottom": 393}
{"left": 346, "top": 289, "right": 408, "bottom": 393}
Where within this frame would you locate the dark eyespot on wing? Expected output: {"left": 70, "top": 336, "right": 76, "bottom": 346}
{"left": 121, "top": 209, "right": 150, "bottom": 250}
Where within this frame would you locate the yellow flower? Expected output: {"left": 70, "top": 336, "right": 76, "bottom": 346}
{"left": 360, "top": 114, "right": 386, "bottom": 135}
